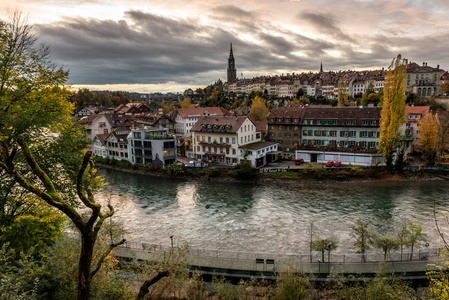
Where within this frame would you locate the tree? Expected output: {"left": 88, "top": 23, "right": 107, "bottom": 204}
{"left": 440, "top": 82, "right": 449, "bottom": 95}
{"left": 249, "top": 95, "right": 268, "bottom": 122}
{"left": 312, "top": 237, "right": 338, "bottom": 262}
{"left": 296, "top": 88, "right": 304, "bottom": 99}
{"left": 406, "top": 220, "right": 426, "bottom": 260}
{"left": 0, "top": 12, "right": 126, "bottom": 300}
{"left": 367, "top": 92, "right": 379, "bottom": 104}
{"left": 418, "top": 113, "right": 442, "bottom": 165}
{"left": 306, "top": 221, "right": 317, "bottom": 262}
{"left": 379, "top": 54, "right": 408, "bottom": 168}
{"left": 397, "top": 220, "right": 409, "bottom": 261}
{"left": 350, "top": 219, "right": 373, "bottom": 262}
{"left": 337, "top": 78, "right": 348, "bottom": 107}
{"left": 180, "top": 97, "right": 193, "bottom": 108}
{"left": 373, "top": 234, "right": 400, "bottom": 260}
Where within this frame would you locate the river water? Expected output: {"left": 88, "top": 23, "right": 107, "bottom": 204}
{"left": 97, "top": 169, "right": 449, "bottom": 254}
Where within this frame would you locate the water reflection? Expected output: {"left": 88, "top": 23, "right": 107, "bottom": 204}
{"left": 96, "top": 169, "right": 449, "bottom": 254}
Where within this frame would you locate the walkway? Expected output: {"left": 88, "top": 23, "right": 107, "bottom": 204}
{"left": 114, "top": 242, "right": 446, "bottom": 280}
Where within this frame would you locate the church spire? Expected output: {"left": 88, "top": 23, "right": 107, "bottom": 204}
{"left": 320, "top": 60, "right": 323, "bottom": 73}
{"left": 227, "top": 43, "right": 237, "bottom": 82}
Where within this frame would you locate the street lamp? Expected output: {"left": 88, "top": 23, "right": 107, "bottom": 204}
{"left": 170, "top": 235, "right": 174, "bottom": 248}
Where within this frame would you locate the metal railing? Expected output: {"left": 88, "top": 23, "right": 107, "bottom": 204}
{"left": 119, "top": 241, "right": 442, "bottom": 264}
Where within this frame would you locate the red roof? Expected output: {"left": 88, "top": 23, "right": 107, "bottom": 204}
{"left": 406, "top": 106, "right": 430, "bottom": 123}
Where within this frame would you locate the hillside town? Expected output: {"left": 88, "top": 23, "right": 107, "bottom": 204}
{"left": 73, "top": 45, "right": 449, "bottom": 171}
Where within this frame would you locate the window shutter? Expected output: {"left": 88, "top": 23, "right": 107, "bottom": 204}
{"left": 377, "top": 132, "right": 380, "bottom": 138}
{"left": 340, "top": 131, "right": 343, "bottom": 137}
{"left": 360, "top": 131, "right": 363, "bottom": 137}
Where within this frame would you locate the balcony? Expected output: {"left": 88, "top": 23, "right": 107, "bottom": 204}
{"left": 198, "top": 142, "right": 231, "bottom": 148}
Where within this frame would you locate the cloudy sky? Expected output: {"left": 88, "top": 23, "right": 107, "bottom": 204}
{"left": 5, "top": 0, "right": 449, "bottom": 93}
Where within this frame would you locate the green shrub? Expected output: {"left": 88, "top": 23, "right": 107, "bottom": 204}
{"left": 233, "top": 162, "right": 260, "bottom": 181}
{"left": 207, "top": 167, "right": 220, "bottom": 178}
{"left": 302, "top": 163, "right": 325, "bottom": 179}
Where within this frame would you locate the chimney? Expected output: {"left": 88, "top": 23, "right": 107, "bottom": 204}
{"left": 437, "top": 65, "right": 440, "bottom": 69}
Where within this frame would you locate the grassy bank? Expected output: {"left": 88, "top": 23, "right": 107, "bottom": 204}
{"left": 93, "top": 156, "right": 446, "bottom": 184}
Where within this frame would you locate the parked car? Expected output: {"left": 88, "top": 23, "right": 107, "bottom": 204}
{"left": 325, "top": 161, "right": 334, "bottom": 167}
{"left": 334, "top": 161, "right": 342, "bottom": 167}
{"left": 295, "top": 158, "right": 304, "bottom": 165}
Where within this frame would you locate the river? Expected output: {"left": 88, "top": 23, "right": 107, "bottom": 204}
{"left": 97, "top": 168, "right": 449, "bottom": 254}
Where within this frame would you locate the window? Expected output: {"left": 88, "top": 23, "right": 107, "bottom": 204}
{"left": 232, "top": 149, "right": 236, "bottom": 155}
{"left": 232, "top": 138, "right": 236, "bottom": 144}
{"left": 360, "top": 131, "right": 368, "bottom": 138}
{"left": 134, "top": 140, "right": 142, "bottom": 147}
{"left": 133, "top": 132, "right": 141, "bottom": 139}
{"left": 163, "top": 141, "right": 175, "bottom": 149}
{"left": 226, "top": 137, "right": 229, "bottom": 144}
{"left": 144, "top": 141, "right": 152, "bottom": 148}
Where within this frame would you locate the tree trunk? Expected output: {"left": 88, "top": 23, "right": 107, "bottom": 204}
{"left": 78, "top": 234, "right": 94, "bottom": 300}
{"left": 410, "top": 243, "right": 414, "bottom": 261}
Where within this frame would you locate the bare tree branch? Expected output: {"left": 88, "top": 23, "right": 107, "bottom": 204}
{"left": 90, "top": 238, "right": 126, "bottom": 279}
{"left": 434, "top": 200, "right": 449, "bottom": 251}
{"left": 136, "top": 271, "right": 170, "bottom": 300}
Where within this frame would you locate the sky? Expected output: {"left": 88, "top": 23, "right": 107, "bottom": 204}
{"left": 4, "top": 0, "right": 449, "bottom": 93}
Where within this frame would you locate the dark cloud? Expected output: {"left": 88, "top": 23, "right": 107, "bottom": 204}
{"left": 299, "top": 11, "right": 356, "bottom": 43}
{"left": 33, "top": 5, "right": 449, "bottom": 89}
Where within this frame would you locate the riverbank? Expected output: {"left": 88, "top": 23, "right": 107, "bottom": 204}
{"left": 93, "top": 157, "right": 448, "bottom": 185}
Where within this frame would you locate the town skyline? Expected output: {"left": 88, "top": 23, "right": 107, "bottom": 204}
{"left": 5, "top": 0, "right": 449, "bottom": 93}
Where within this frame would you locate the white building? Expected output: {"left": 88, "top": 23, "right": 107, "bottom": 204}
{"left": 191, "top": 116, "right": 278, "bottom": 167}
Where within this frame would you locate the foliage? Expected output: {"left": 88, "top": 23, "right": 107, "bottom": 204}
{"left": 180, "top": 97, "right": 193, "bottom": 108}
{"left": 41, "top": 229, "right": 132, "bottom": 300}
{"left": 312, "top": 236, "right": 338, "bottom": 262}
{"left": 405, "top": 220, "right": 426, "bottom": 260}
{"left": 70, "top": 89, "right": 129, "bottom": 110}
{"left": 302, "top": 163, "right": 325, "bottom": 179}
{"left": 0, "top": 196, "right": 65, "bottom": 258}
{"left": 296, "top": 88, "right": 304, "bottom": 99}
{"left": 379, "top": 54, "right": 408, "bottom": 169}
{"left": 249, "top": 96, "right": 268, "bottom": 122}
{"left": 372, "top": 233, "right": 400, "bottom": 260}
{"left": 233, "top": 162, "right": 260, "bottom": 181}
{"left": 418, "top": 113, "right": 442, "bottom": 165}
{"left": 350, "top": 219, "right": 373, "bottom": 262}
{"left": 0, "top": 12, "right": 125, "bottom": 300}
{"left": 337, "top": 78, "right": 349, "bottom": 106}
{"left": 0, "top": 245, "right": 41, "bottom": 300}
{"left": 271, "top": 262, "right": 309, "bottom": 300}
{"left": 440, "top": 82, "right": 449, "bottom": 94}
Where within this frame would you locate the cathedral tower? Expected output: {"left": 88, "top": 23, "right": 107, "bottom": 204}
{"left": 227, "top": 43, "right": 237, "bottom": 82}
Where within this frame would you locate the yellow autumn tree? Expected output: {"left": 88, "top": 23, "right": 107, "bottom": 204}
{"left": 180, "top": 97, "right": 193, "bottom": 108}
{"left": 418, "top": 113, "right": 442, "bottom": 165}
{"left": 337, "top": 78, "right": 348, "bottom": 107}
{"left": 379, "top": 54, "right": 408, "bottom": 168}
{"left": 249, "top": 96, "right": 269, "bottom": 122}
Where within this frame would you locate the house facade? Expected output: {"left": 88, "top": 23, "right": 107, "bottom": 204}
{"left": 104, "top": 128, "right": 130, "bottom": 161}
{"left": 191, "top": 116, "right": 276, "bottom": 167}
{"left": 127, "top": 127, "right": 176, "bottom": 169}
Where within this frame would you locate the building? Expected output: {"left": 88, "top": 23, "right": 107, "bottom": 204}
{"left": 92, "top": 133, "right": 108, "bottom": 158}
{"left": 406, "top": 62, "right": 442, "bottom": 97}
{"left": 227, "top": 43, "right": 237, "bottom": 83}
{"left": 191, "top": 116, "right": 277, "bottom": 167}
{"left": 174, "top": 107, "right": 232, "bottom": 136}
{"left": 400, "top": 105, "right": 430, "bottom": 152}
{"left": 127, "top": 127, "right": 176, "bottom": 169}
{"left": 267, "top": 106, "right": 304, "bottom": 158}
{"left": 104, "top": 127, "right": 130, "bottom": 160}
